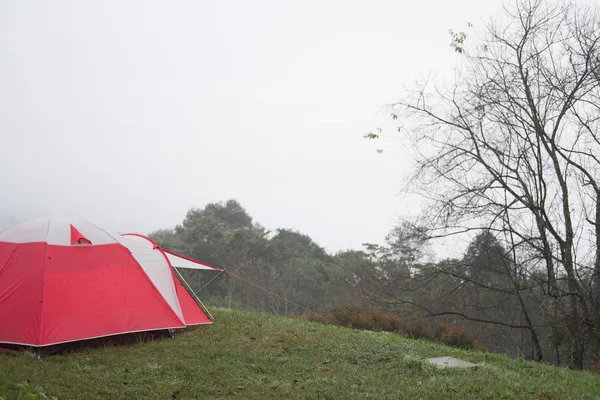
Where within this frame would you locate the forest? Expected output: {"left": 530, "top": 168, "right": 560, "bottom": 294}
{"left": 152, "top": 0, "right": 600, "bottom": 372}
{"left": 149, "top": 198, "right": 580, "bottom": 370}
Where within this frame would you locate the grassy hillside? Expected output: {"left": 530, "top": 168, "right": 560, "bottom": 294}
{"left": 1, "top": 308, "right": 599, "bottom": 399}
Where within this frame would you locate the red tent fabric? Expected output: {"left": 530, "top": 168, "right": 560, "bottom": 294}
{"left": 174, "top": 276, "right": 212, "bottom": 325}
{"left": 69, "top": 224, "right": 91, "bottom": 245}
{"left": 0, "top": 216, "right": 214, "bottom": 347}
{"left": 117, "top": 233, "right": 217, "bottom": 326}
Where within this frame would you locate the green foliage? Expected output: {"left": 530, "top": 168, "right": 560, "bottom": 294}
{"left": 364, "top": 127, "right": 384, "bottom": 153}
{"left": 462, "top": 230, "right": 514, "bottom": 292}
{"left": 549, "top": 323, "right": 568, "bottom": 349}
{"left": 150, "top": 199, "right": 356, "bottom": 315}
{"left": 14, "top": 383, "right": 57, "bottom": 400}
{"left": 449, "top": 29, "right": 467, "bottom": 53}
{"left": 1, "top": 309, "right": 598, "bottom": 400}
{"left": 364, "top": 126, "right": 382, "bottom": 140}
{"left": 449, "top": 23, "right": 471, "bottom": 54}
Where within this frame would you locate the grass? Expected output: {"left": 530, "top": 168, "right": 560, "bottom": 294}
{"left": 1, "top": 308, "right": 599, "bottom": 399}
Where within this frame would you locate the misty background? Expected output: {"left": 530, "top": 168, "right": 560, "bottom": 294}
{"left": 0, "top": 0, "right": 504, "bottom": 256}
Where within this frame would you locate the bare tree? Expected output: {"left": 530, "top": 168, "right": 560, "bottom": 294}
{"left": 381, "top": 0, "right": 600, "bottom": 369}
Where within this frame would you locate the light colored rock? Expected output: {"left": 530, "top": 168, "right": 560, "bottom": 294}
{"left": 424, "top": 356, "right": 477, "bottom": 368}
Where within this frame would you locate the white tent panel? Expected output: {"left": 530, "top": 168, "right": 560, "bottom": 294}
{"left": 0, "top": 215, "right": 118, "bottom": 245}
{"left": 117, "top": 235, "right": 184, "bottom": 322}
{"left": 165, "top": 251, "right": 218, "bottom": 271}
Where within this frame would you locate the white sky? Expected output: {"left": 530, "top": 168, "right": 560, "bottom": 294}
{"left": 0, "top": 0, "right": 506, "bottom": 255}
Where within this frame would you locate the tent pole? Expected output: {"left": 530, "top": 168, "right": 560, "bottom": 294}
{"left": 194, "top": 269, "right": 226, "bottom": 296}
{"left": 173, "top": 267, "right": 215, "bottom": 321}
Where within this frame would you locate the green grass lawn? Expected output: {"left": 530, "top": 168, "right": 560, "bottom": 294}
{"left": 1, "top": 308, "right": 599, "bottom": 399}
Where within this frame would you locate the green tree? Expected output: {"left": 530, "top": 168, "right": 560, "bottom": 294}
{"left": 155, "top": 199, "right": 270, "bottom": 308}
{"left": 263, "top": 229, "right": 334, "bottom": 314}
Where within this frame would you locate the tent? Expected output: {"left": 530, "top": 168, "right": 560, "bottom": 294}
{"left": 0, "top": 216, "right": 221, "bottom": 348}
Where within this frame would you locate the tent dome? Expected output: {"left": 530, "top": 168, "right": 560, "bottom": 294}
{"left": 0, "top": 216, "right": 200, "bottom": 348}
{"left": 0, "top": 215, "right": 117, "bottom": 246}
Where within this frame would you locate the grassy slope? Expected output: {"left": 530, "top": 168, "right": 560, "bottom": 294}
{"left": 1, "top": 308, "right": 599, "bottom": 399}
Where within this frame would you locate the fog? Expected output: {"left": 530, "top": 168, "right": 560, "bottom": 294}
{"left": 0, "top": 0, "right": 504, "bottom": 254}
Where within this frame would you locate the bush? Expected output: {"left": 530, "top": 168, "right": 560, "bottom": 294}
{"left": 402, "top": 317, "right": 433, "bottom": 340}
{"left": 331, "top": 304, "right": 405, "bottom": 333}
{"left": 331, "top": 304, "right": 478, "bottom": 350}
{"left": 331, "top": 304, "right": 432, "bottom": 340}
{"left": 436, "top": 324, "right": 477, "bottom": 350}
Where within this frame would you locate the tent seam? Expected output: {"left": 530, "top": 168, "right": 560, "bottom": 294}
{"left": 38, "top": 217, "right": 52, "bottom": 345}
{"left": 0, "top": 242, "right": 19, "bottom": 276}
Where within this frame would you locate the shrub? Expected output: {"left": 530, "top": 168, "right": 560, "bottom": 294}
{"left": 331, "top": 304, "right": 477, "bottom": 349}
{"left": 330, "top": 304, "right": 433, "bottom": 340}
{"left": 331, "top": 304, "right": 404, "bottom": 333}
{"left": 401, "top": 317, "right": 433, "bottom": 340}
{"left": 436, "top": 325, "right": 477, "bottom": 350}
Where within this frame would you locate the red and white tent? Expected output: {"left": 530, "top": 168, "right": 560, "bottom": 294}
{"left": 0, "top": 216, "right": 221, "bottom": 348}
